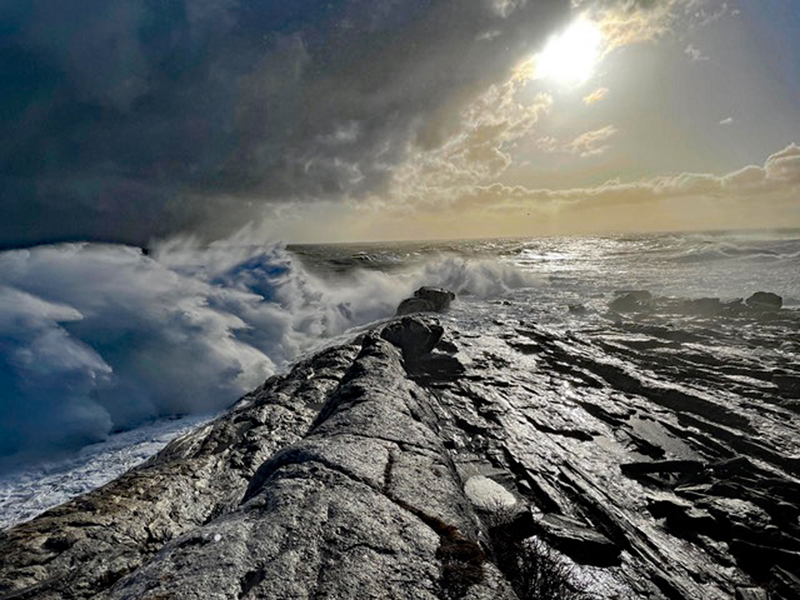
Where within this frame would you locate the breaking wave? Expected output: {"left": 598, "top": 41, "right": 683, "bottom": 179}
{"left": 0, "top": 236, "right": 534, "bottom": 467}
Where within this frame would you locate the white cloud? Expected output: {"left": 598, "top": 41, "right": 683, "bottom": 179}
{"left": 566, "top": 125, "right": 618, "bottom": 157}
{"left": 583, "top": 87, "right": 609, "bottom": 105}
{"left": 425, "top": 143, "right": 800, "bottom": 216}
{"left": 685, "top": 44, "right": 709, "bottom": 61}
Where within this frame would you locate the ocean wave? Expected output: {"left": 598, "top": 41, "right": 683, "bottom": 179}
{"left": 0, "top": 237, "right": 534, "bottom": 467}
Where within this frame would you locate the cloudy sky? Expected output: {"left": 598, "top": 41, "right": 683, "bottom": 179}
{"left": 2, "top": 0, "right": 799, "bottom": 246}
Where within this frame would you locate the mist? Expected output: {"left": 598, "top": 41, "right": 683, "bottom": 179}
{"left": 0, "top": 235, "right": 535, "bottom": 467}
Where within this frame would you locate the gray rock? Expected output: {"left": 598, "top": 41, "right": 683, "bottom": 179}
{"left": 533, "top": 513, "right": 620, "bottom": 567}
{"left": 103, "top": 334, "right": 514, "bottom": 600}
{"left": 381, "top": 316, "right": 444, "bottom": 359}
{"left": 396, "top": 297, "right": 438, "bottom": 315}
{"left": 609, "top": 290, "right": 652, "bottom": 312}
{"left": 414, "top": 286, "right": 456, "bottom": 310}
{"left": 0, "top": 343, "right": 362, "bottom": 600}
{"left": 746, "top": 291, "right": 782, "bottom": 310}
{"left": 3, "top": 308, "right": 800, "bottom": 600}
{"left": 396, "top": 287, "right": 455, "bottom": 315}
{"left": 681, "top": 297, "right": 724, "bottom": 316}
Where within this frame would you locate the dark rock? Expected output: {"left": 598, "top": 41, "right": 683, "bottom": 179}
{"left": 396, "top": 287, "right": 455, "bottom": 315}
{"left": 568, "top": 303, "right": 588, "bottom": 315}
{"left": 396, "top": 297, "right": 437, "bottom": 315}
{"left": 772, "top": 565, "right": 800, "bottom": 600}
{"left": 435, "top": 338, "right": 459, "bottom": 354}
{"left": 381, "top": 316, "right": 465, "bottom": 382}
{"left": 414, "top": 286, "right": 456, "bottom": 310}
{"left": 746, "top": 291, "right": 782, "bottom": 310}
{"left": 735, "top": 586, "right": 769, "bottom": 600}
{"left": 725, "top": 298, "right": 745, "bottom": 310}
{"left": 381, "top": 317, "right": 444, "bottom": 360}
{"left": 681, "top": 297, "right": 724, "bottom": 316}
{"left": 532, "top": 513, "right": 621, "bottom": 567}
{"left": 43, "top": 535, "right": 78, "bottom": 552}
{"left": 647, "top": 498, "right": 717, "bottom": 538}
{"left": 609, "top": 290, "right": 652, "bottom": 313}
{"left": 416, "top": 352, "right": 466, "bottom": 382}
{"left": 620, "top": 460, "right": 705, "bottom": 479}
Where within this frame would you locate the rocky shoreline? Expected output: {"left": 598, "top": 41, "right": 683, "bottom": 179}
{"left": 1, "top": 288, "right": 799, "bottom": 599}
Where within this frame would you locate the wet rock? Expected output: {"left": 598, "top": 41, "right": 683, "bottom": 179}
{"left": 103, "top": 334, "right": 513, "bottom": 600}
{"left": 417, "top": 352, "right": 466, "bottom": 382}
{"left": 381, "top": 316, "right": 464, "bottom": 382}
{"left": 381, "top": 316, "right": 444, "bottom": 359}
{"left": 647, "top": 498, "right": 717, "bottom": 538}
{"left": 568, "top": 303, "right": 588, "bottom": 315}
{"left": 772, "top": 566, "right": 800, "bottom": 600}
{"left": 609, "top": 290, "right": 652, "bottom": 312}
{"left": 746, "top": 291, "right": 782, "bottom": 310}
{"left": 396, "top": 296, "right": 438, "bottom": 315}
{"left": 532, "top": 513, "right": 621, "bottom": 567}
{"left": 396, "top": 287, "right": 455, "bottom": 315}
{"left": 415, "top": 286, "right": 456, "bottom": 310}
{"left": 3, "top": 307, "right": 800, "bottom": 600}
{"left": 620, "top": 459, "right": 705, "bottom": 481}
{"left": 681, "top": 297, "right": 724, "bottom": 316}
{"left": 735, "top": 586, "right": 769, "bottom": 600}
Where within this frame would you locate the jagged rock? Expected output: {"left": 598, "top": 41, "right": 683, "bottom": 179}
{"left": 103, "top": 334, "right": 514, "bottom": 600}
{"left": 396, "top": 287, "right": 455, "bottom": 315}
{"left": 396, "top": 296, "right": 438, "bottom": 315}
{"left": 609, "top": 290, "right": 652, "bottom": 312}
{"left": 3, "top": 307, "right": 800, "bottom": 600}
{"left": 647, "top": 498, "right": 717, "bottom": 538}
{"left": 381, "top": 317, "right": 444, "bottom": 359}
{"left": 746, "top": 291, "right": 782, "bottom": 310}
{"left": 568, "top": 303, "right": 588, "bottom": 315}
{"left": 415, "top": 286, "right": 456, "bottom": 309}
{"left": 621, "top": 459, "right": 705, "bottom": 480}
{"left": 417, "top": 352, "right": 466, "bottom": 381}
{"left": 772, "top": 566, "right": 800, "bottom": 600}
{"left": 735, "top": 586, "right": 769, "bottom": 600}
{"left": 381, "top": 316, "right": 464, "bottom": 381}
{"left": 532, "top": 513, "right": 621, "bottom": 567}
{"left": 0, "top": 342, "right": 363, "bottom": 600}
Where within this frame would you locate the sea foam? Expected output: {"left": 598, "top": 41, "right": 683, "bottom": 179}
{"left": 0, "top": 236, "right": 534, "bottom": 467}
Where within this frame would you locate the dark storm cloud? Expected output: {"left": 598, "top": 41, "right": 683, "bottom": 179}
{"left": 0, "top": 0, "right": 566, "bottom": 247}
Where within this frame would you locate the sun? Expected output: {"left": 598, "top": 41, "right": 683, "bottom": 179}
{"left": 535, "top": 17, "right": 604, "bottom": 87}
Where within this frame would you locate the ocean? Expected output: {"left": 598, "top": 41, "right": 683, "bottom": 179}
{"left": 1, "top": 229, "right": 799, "bottom": 529}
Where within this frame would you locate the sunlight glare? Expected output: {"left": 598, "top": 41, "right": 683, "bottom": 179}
{"left": 535, "top": 17, "right": 603, "bottom": 87}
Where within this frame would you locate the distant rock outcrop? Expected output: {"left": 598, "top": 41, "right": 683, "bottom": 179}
{"left": 396, "top": 286, "right": 456, "bottom": 316}
{"left": 609, "top": 290, "right": 652, "bottom": 313}
{"left": 608, "top": 290, "right": 786, "bottom": 318}
{"left": 746, "top": 291, "right": 783, "bottom": 310}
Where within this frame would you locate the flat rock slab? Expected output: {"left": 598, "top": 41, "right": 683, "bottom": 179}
{"left": 532, "top": 513, "right": 621, "bottom": 567}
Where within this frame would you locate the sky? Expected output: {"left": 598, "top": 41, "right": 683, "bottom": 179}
{"left": 1, "top": 0, "right": 799, "bottom": 246}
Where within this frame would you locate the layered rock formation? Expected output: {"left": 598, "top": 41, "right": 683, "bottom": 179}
{"left": 1, "top": 290, "right": 799, "bottom": 599}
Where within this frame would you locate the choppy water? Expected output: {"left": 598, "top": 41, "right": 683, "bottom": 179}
{"left": 1, "top": 229, "right": 798, "bottom": 529}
